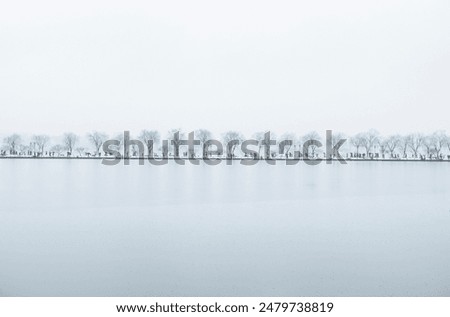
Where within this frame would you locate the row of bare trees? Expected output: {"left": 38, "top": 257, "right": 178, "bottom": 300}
{"left": 2, "top": 129, "right": 450, "bottom": 159}
{"left": 349, "top": 129, "right": 449, "bottom": 159}
{"left": 2, "top": 133, "right": 76, "bottom": 156}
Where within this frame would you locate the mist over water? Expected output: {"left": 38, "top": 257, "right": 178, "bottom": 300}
{"left": 1, "top": 160, "right": 449, "bottom": 296}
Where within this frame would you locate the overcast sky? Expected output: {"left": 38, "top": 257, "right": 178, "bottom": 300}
{"left": 1, "top": 0, "right": 449, "bottom": 139}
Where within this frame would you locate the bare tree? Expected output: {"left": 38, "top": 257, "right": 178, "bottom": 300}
{"left": 111, "top": 133, "right": 124, "bottom": 156}
{"left": 195, "top": 129, "right": 212, "bottom": 158}
{"left": 259, "top": 131, "right": 277, "bottom": 159}
{"left": 360, "top": 129, "right": 380, "bottom": 156}
{"left": 422, "top": 135, "right": 434, "bottom": 158}
{"left": 63, "top": 133, "right": 78, "bottom": 155}
{"left": 407, "top": 133, "right": 424, "bottom": 158}
{"left": 18, "top": 144, "right": 29, "bottom": 155}
{"left": 167, "top": 129, "right": 186, "bottom": 158}
{"left": 75, "top": 147, "right": 85, "bottom": 157}
{"left": 252, "top": 131, "right": 266, "bottom": 158}
{"left": 446, "top": 135, "right": 450, "bottom": 155}
{"left": 139, "top": 130, "right": 160, "bottom": 157}
{"left": 378, "top": 137, "right": 387, "bottom": 157}
{"left": 4, "top": 134, "right": 21, "bottom": 155}
{"left": 331, "top": 132, "right": 346, "bottom": 148}
{"left": 280, "top": 132, "right": 296, "bottom": 156}
{"left": 431, "top": 131, "right": 447, "bottom": 159}
{"left": 400, "top": 135, "right": 409, "bottom": 158}
{"left": 384, "top": 135, "right": 401, "bottom": 157}
{"left": 329, "top": 132, "right": 346, "bottom": 158}
{"left": 222, "top": 131, "right": 243, "bottom": 158}
{"left": 28, "top": 141, "right": 38, "bottom": 155}
{"left": 350, "top": 133, "right": 364, "bottom": 156}
{"left": 88, "top": 131, "right": 108, "bottom": 156}
{"left": 302, "top": 131, "right": 321, "bottom": 158}
{"left": 32, "top": 135, "right": 50, "bottom": 156}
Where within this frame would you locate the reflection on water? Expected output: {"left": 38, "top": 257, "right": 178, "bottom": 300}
{"left": 0, "top": 160, "right": 449, "bottom": 296}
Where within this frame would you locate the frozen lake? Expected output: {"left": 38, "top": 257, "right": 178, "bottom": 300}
{"left": 0, "top": 159, "right": 449, "bottom": 296}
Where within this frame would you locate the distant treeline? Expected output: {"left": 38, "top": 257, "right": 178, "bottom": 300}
{"left": 1, "top": 129, "right": 450, "bottom": 160}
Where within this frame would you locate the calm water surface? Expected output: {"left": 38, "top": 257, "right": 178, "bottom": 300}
{"left": 0, "top": 160, "right": 449, "bottom": 296}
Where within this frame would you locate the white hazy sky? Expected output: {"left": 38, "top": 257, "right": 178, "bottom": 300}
{"left": 0, "top": 0, "right": 449, "bottom": 138}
